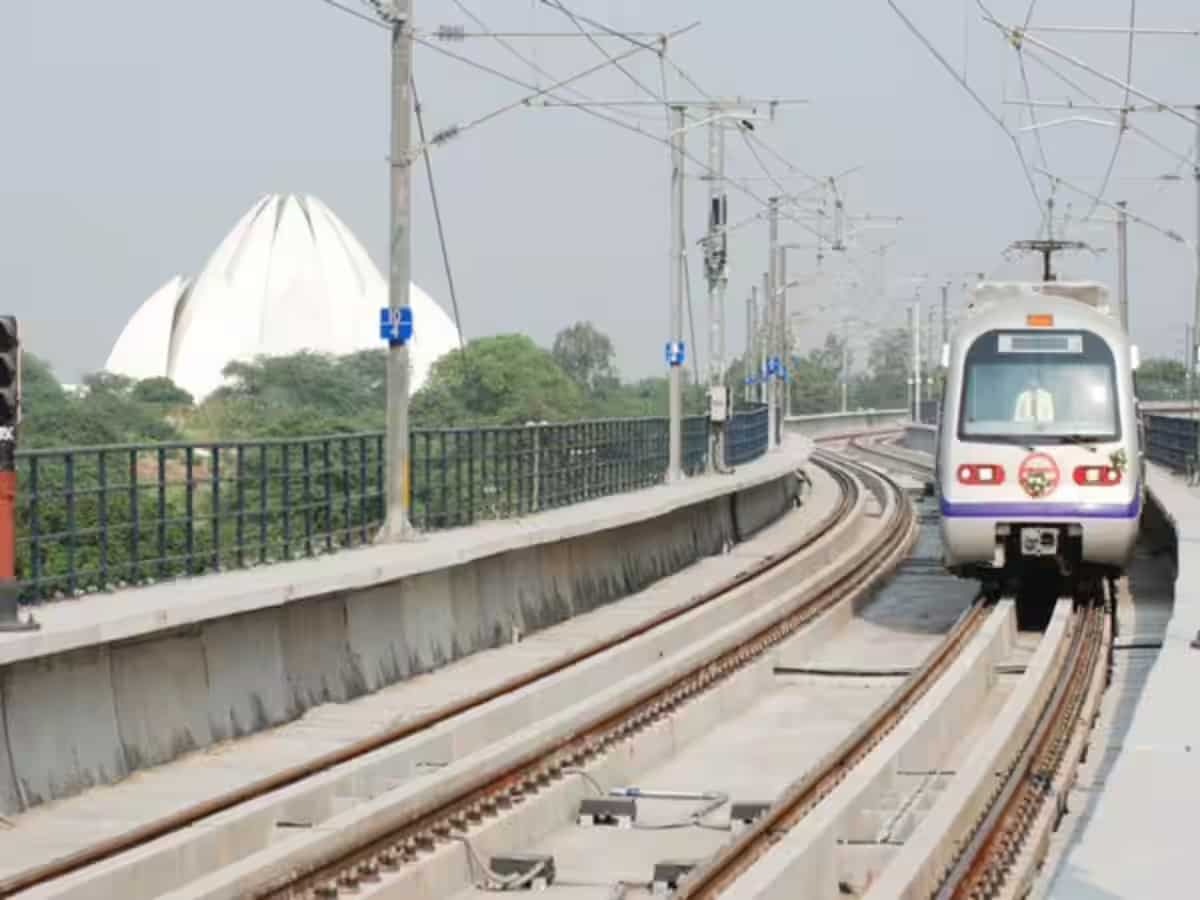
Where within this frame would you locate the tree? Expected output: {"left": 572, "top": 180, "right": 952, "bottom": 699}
{"left": 1135, "top": 357, "right": 1187, "bottom": 401}
{"left": 854, "top": 327, "right": 911, "bottom": 410}
{"left": 131, "top": 377, "right": 194, "bottom": 408}
{"left": 193, "top": 350, "right": 388, "bottom": 438}
{"left": 411, "top": 334, "right": 584, "bottom": 427}
{"left": 552, "top": 322, "right": 618, "bottom": 396}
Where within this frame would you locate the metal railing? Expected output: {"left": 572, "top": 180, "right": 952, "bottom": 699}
{"left": 16, "top": 409, "right": 767, "bottom": 601}
{"left": 725, "top": 404, "right": 768, "bottom": 466}
{"left": 1144, "top": 414, "right": 1199, "bottom": 479}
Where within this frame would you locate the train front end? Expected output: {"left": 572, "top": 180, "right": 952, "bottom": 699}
{"left": 936, "top": 286, "right": 1142, "bottom": 596}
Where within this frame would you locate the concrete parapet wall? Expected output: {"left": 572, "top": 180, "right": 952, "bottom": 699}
{"left": 785, "top": 409, "right": 908, "bottom": 439}
{"left": 0, "top": 448, "right": 807, "bottom": 814}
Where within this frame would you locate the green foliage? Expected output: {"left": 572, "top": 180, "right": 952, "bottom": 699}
{"left": 195, "top": 350, "right": 386, "bottom": 439}
{"left": 1135, "top": 356, "right": 1187, "bottom": 401}
{"left": 411, "top": 335, "right": 584, "bottom": 426}
{"left": 131, "top": 376, "right": 194, "bottom": 408}
{"left": 15, "top": 325, "right": 740, "bottom": 602}
{"left": 788, "top": 333, "right": 851, "bottom": 415}
{"left": 20, "top": 356, "right": 185, "bottom": 449}
{"left": 852, "top": 327, "right": 911, "bottom": 410}
{"left": 552, "top": 322, "right": 619, "bottom": 396}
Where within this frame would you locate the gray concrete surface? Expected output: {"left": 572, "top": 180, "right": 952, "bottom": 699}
{"left": 865, "top": 601, "right": 1073, "bottom": 899}
{"left": 786, "top": 410, "right": 908, "bottom": 440}
{"left": 901, "top": 424, "right": 937, "bottom": 455}
{"left": 0, "top": 439, "right": 810, "bottom": 815}
{"left": 144, "top": 468, "right": 890, "bottom": 900}
{"left": 1038, "top": 465, "right": 1195, "bottom": 899}
{"left": 0, "top": 462, "right": 852, "bottom": 898}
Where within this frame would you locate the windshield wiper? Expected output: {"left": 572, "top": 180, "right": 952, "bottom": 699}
{"left": 1056, "top": 434, "right": 1100, "bottom": 453}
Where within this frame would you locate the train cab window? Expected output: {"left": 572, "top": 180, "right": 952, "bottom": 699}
{"left": 959, "top": 330, "right": 1120, "bottom": 443}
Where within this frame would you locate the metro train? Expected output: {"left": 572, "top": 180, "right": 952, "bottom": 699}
{"left": 935, "top": 281, "right": 1144, "bottom": 598}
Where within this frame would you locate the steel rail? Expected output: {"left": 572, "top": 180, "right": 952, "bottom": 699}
{"left": 939, "top": 602, "right": 1105, "bottom": 899}
{"left": 253, "top": 453, "right": 917, "bottom": 898}
{"left": 675, "top": 587, "right": 987, "bottom": 899}
{"left": 0, "top": 463, "right": 843, "bottom": 897}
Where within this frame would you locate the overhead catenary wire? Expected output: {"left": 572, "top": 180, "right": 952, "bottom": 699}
{"left": 1035, "top": 168, "right": 1190, "bottom": 246}
{"left": 543, "top": 0, "right": 667, "bottom": 109}
{"left": 407, "top": 33, "right": 681, "bottom": 162}
{"left": 887, "top": 0, "right": 1044, "bottom": 212}
{"left": 1083, "top": 0, "right": 1138, "bottom": 222}
{"left": 450, "top": 0, "right": 659, "bottom": 124}
{"left": 1020, "top": 46, "right": 1194, "bottom": 169}
{"left": 412, "top": 74, "right": 465, "bottom": 351}
{"left": 409, "top": 28, "right": 800, "bottom": 223}
{"left": 977, "top": 5, "right": 1200, "bottom": 128}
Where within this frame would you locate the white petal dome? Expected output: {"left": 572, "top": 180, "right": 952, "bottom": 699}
{"left": 106, "top": 194, "right": 460, "bottom": 401}
{"left": 105, "top": 275, "right": 191, "bottom": 380}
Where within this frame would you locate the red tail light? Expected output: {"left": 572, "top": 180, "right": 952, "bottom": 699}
{"left": 1073, "top": 465, "right": 1122, "bottom": 486}
{"left": 957, "top": 463, "right": 1005, "bottom": 485}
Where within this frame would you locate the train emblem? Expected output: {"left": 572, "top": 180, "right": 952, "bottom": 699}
{"left": 1018, "top": 453, "right": 1060, "bottom": 498}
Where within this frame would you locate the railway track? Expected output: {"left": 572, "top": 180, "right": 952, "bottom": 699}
{"left": 12, "top": 438, "right": 1110, "bottom": 900}
{"left": 936, "top": 602, "right": 1109, "bottom": 900}
{"left": 670, "top": 437, "right": 1110, "bottom": 900}
{"left": 3, "top": 451, "right": 908, "bottom": 899}
{"left": 241, "top": 451, "right": 918, "bottom": 898}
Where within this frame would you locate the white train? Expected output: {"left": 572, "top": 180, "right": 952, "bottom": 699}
{"left": 935, "top": 281, "right": 1143, "bottom": 597}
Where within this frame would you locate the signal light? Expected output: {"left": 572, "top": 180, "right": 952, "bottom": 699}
{"left": 0, "top": 317, "right": 18, "bottom": 429}
{"left": 957, "top": 463, "right": 1005, "bottom": 485}
{"left": 1026, "top": 314, "right": 1054, "bottom": 327}
{"left": 1073, "top": 465, "right": 1121, "bottom": 486}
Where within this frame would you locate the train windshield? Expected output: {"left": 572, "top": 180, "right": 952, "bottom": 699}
{"left": 959, "top": 329, "right": 1120, "bottom": 443}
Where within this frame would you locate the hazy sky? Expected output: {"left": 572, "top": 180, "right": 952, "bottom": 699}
{"left": 2, "top": 1, "right": 1197, "bottom": 383}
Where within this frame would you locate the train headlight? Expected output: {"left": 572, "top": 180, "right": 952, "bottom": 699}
{"left": 957, "top": 463, "right": 1005, "bottom": 485}
{"left": 1072, "top": 465, "right": 1122, "bottom": 486}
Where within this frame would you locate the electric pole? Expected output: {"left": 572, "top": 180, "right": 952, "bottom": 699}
{"left": 912, "top": 297, "right": 922, "bottom": 423}
{"left": 746, "top": 287, "right": 757, "bottom": 403}
{"left": 381, "top": 0, "right": 414, "bottom": 541}
{"left": 767, "top": 197, "right": 780, "bottom": 447}
{"left": 759, "top": 272, "right": 769, "bottom": 404}
{"left": 940, "top": 282, "right": 949, "bottom": 354}
{"left": 1192, "top": 107, "right": 1200, "bottom": 415}
{"left": 1116, "top": 200, "right": 1130, "bottom": 333}
{"left": 703, "top": 110, "right": 729, "bottom": 471}
{"left": 778, "top": 243, "right": 789, "bottom": 429}
{"left": 667, "top": 105, "right": 686, "bottom": 482}
{"left": 840, "top": 318, "right": 849, "bottom": 413}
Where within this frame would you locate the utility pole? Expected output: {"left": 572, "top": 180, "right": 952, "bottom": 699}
{"left": 381, "top": 0, "right": 414, "bottom": 541}
{"left": 1192, "top": 107, "right": 1200, "bottom": 416}
{"left": 703, "top": 110, "right": 729, "bottom": 471}
{"left": 759, "top": 272, "right": 769, "bottom": 404}
{"left": 912, "top": 297, "right": 922, "bottom": 422}
{"left": 746, "top": 287, "right": 757, "bottom": 403}
{"left": 778, "top": 243, "right": 789, "bottom": 428}
{"left": 1116, "top": 200, "right": 1130, "bottom": 333}
{"left": 926, "top": 303, "right": 936, "bottom": 373}
{"left": 940, "top": 282, "right": 949, "bottom": 355}
{"left": 767, "top": 197, "right": 780, "bottom": 447}
{"left": 667, "top": 105, "right": 686, "bottom": 482}
{"left": 840, "top": 318, "right": 849, "bottom": 413}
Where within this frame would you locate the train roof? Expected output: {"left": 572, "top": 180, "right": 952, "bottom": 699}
{"left": 965, "top": 280, "right": 1113, "bottom": 318}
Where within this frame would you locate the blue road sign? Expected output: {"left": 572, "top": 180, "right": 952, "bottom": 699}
{"left": 665, "top": 341, "right": 686, "bottom": 366}
{"left": 379, "top": 306, "right": 414, "bottom": 345}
